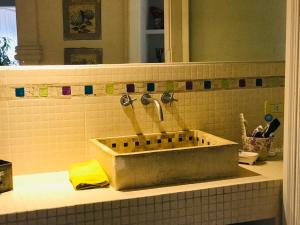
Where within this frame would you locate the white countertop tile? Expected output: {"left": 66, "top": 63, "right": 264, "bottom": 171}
{"left": 0, "top": 160, "right": 282, "bottom": 215}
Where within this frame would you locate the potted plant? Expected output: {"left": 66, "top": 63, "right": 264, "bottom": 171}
{"left": 0, "top": 37, "right": 14, "bottom": 66}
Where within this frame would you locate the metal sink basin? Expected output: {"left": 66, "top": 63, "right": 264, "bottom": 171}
{"left": 89, "top": 130, "right": 239, "bottom": 190}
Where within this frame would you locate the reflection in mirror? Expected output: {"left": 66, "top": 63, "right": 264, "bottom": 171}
{"left": 189, "top": 0, "right": 286, "bottom": 62}
{"left": 1, "top": 0, "right": 166, "bottom": 65}
{"left": 0, "top": 1, "right": 18, "bottom": 65}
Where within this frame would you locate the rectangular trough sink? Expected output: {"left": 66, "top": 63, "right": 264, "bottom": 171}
{"left": 89, "top": 130, "right": 239, "bottom": 190}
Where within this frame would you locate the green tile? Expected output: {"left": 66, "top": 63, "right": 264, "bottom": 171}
{"left": 39, "top": 87, "right": 48, "bottom": 97}
{"left": 166, "top": 82, "right": 174, "bottom": 91}
{"left": 106, "top": 84, "right": 114, "bottom": 94}
{"left": 221, "top": 80, "right": 229, "bottom": 89}
{"left": 270, "top": 77, "right": 282, "bottom": 87}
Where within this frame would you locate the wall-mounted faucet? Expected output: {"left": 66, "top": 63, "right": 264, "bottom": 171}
{"left": 120, "top": 94, "right": 136, "bottom": 107}
{"left": 161, "top": 92, "right": 178, "bottom": 105}
{"left": 141, "top": 93, "right": 164, "bottom": 121}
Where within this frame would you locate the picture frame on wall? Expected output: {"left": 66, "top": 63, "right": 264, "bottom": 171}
{"left": 63, "top": 0, "right": 101, "bottom": 40}
{"left": 64, "top": 48, "right": 103, "bottom": 65}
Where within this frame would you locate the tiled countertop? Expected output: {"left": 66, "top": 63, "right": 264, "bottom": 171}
{"left": 0, "top": 160, "right": 283, "bottom": 216}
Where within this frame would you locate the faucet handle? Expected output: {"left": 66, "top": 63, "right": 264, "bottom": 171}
{"left": 120, "top": 94, "right": 136, "bottom": 107}
{"left": 161, "top": 92, "right": 178, "bottom": 105}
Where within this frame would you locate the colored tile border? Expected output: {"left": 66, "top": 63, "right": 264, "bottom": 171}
{"left": 9, "top": 76, "right": 284, "bottom": 99}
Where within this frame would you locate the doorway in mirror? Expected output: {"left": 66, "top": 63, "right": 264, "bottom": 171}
{"left": 129, "top": 0, "right": 165, "bottom": 63}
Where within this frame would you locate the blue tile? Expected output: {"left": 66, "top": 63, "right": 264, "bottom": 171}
{"left": 239, "top": 79, "right": 246, "bottom": 87}
{"left": 85, "top": 85, "right": 93, "bottom": 95}
{"left": 147, "top": 83, "right": 155, "bottom": 92}
{"left": 256, "top": 78, "right": 263, "bottom": 87}
{"left": 126, "top": 84, "right": 135, "bottom": 93}
{"left": 15, "top": 88, "right": 25, "bottom": 97}
{"left": 186, "top": 81, "right": 193, "bottom": 90}
{"left": 204, "top": 80, "right": 211, "bottom": 89}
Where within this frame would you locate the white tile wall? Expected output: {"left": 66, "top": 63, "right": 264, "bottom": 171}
{"left": 0, "top": 62, "right": 285, "bottom": 174}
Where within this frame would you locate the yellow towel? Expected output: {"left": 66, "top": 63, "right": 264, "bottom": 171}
{"left": 69, "top": 159, "right": 109, "bottom": 190}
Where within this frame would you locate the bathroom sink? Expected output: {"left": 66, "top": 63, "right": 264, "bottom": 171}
{"left": 89, "top": 130, "right": 239, "bottom": 190}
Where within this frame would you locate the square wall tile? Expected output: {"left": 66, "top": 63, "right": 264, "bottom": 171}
{"left": 147, "top": 83, "right": 155, "bottom": 92}
{"left": 239, "top": 79, "right": 246, "bottom": 88}
{"left": 62, "top": 86, "right": 71, "bottom": 95}
{"left": 85, "top": 85, "right": 93, "bottom": 95}
{"left": 39, "top": 87, "right": 48, "bottom": 97}
{"left": 126, "top": 84, "right": 135, "bottom": 93}
{"left": 204, "top": 81, "right": 211, "bottom": 89}
{"left": 15, "top": 88, "right": 25, "bottom": 97}
{"left": 186, "top": 81, "right": 193, "bottom": 90}
{"left": 221, "top": 80, "right": 229, "bottom": 89}
{"left": 256, "top": 79, "right": 263, "bottom": 87}
{"left": 106, "top": 84, "right": 114, "bottom": 94}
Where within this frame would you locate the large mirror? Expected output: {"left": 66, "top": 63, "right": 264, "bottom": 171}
{"left": 189, "top": 0, "right": 286, "bottom": 62}
{"left": 0, "top": 0, "right": 286, "bottom": 66}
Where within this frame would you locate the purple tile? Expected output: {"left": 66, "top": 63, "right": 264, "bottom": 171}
{"left": 62, "top": 86, "right": 71, "bottom": 95}
{"left": 239, "top": 79, "right": 246, "bottom": 87}
{"left": 186, "top": 81, "right": 193, "bottom": 90}
{"left": 126, "top": 84, "right": 135, "bottom": 93}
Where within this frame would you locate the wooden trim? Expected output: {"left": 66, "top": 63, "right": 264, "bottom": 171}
{"left": 182, "top": 0, "right": 189, "bottom": 62}
{"left": 284, "top": 0, "right": 300, "bottom": 224}
{"left": 123, "top": 0, "right": 129, "bottom": 63}
{"left": 164, "top": 0, "right": 172, "bottom": 63}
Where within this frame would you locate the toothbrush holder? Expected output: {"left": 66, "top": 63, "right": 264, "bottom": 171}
{"left": 242, "top": 135, "right": 273, "bottom": 160}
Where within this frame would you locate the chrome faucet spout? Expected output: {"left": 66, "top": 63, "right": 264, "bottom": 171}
{"left": 152, "top": 99, "right": 164, "bottom": 121}
{"left": 141, "top": 93, "right": 164, "bottom": 122}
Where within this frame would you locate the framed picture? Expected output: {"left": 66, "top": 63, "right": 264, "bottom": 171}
{"left": 64, "top": 48, "right": 103, "bottom": 65}
{"left": 63, "top": 0, "right": 101, "bottom": 40}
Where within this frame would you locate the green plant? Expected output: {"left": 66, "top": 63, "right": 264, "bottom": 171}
{"left": 0, "top": 37, "right": 14, "bottom": 66}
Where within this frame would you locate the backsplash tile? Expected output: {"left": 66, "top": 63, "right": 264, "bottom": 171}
{"left": 5, "top": 76, "right": 285, "bottom": 100}
{"left": 15, "top": 88, "right": 25, "bottom": 97}
{"left": 239, "top": 79, "right": 246, "bottom": 88}
{"left": 147, "top": 83, "right": 155, "bottom": 92}
{"left": 39, "top": 87, "right": 48, "bottom": 97}
{"left": 62, "top": 86, "right": 71, "bottom": 96}
{"left": 126, "top": 84, "right": 135, "bottom": 93}
{"left": 186, "top": 81, "right": 193, "bottom": 90}
{"left": 256, "top": 78, "right": 263, "bottom": 87}
{"left": 106, "top": 84, "right": 114, "bottom": 95}
{"left": 84, "top": 85, "right": 93, "bottom": 95}
{"left": 204, "top": 80, "right": 212, "bottom": 89}
{"left": 0, "top": 62, "right": 285, "bottom": 174}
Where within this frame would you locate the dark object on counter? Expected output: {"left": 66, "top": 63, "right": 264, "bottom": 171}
{"left": 254, "top": 131, "right": 263, "bottom": 137}
{"left": 263, "top": 118, "right": 281, "bottom": 138}
{"left": 0, "top": 160, "right": 13, "bottom": 193}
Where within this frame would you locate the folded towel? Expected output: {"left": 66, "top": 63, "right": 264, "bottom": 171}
{"left": 69, "top": 159, "right": 109, "bottom": 190}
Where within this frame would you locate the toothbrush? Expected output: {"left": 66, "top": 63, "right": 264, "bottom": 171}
{"left": 239, "top": 113, "right": 248, "bottom": 137}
